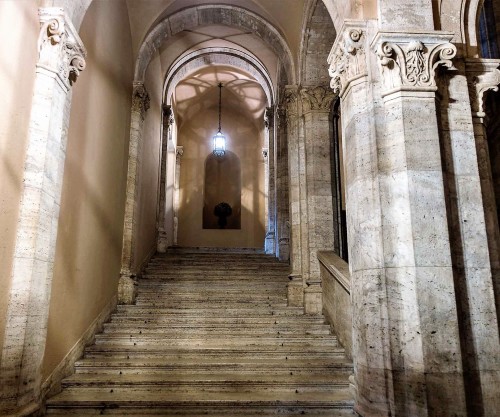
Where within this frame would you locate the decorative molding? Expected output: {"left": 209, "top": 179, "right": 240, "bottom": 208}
{"left": 465, "top": 58, "right": 500, "bottom": 118}
{"left": 132, "top": 82, "right": 150, "bottom": 121}
{"left": 264, "top": 106, "right": 274, "bottom": 129}
{"left": 176, "top": 146, "right": 184, "bottom": 158}
{"left": 300, "top": 85, "right": 336, "bottom": 112}
{"left": 38, "top": 8, "right": 86, "bottom": 90}
{"left": 372, "top": 31, "right": 457, "bottom": 94}
{"left": 328, "top": 21, "right": 367, "bottom": 96}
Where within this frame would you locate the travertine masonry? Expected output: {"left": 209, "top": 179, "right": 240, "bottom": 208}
{"left": 0, "top": 7, "right": 86, "bottom": 414}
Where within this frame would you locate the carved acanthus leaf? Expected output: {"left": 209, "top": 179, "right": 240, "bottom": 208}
{"left": 132, "top": 83, "right": 151, "bottom": 120}
{"left": 38, "top": 8, "right": 86, "bottom": 89}
{"left": 328, "top": 25, "right": 367, "bottom": 95}
{"left": 300, "top": 86, "right": 336, "bottom": 112}
{"left": 373, "top": 33, "right": 457, "bottom": 91}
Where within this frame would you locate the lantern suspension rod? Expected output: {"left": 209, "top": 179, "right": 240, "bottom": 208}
{"left": 218, "top": 82, "right": 222, "bottom": 132}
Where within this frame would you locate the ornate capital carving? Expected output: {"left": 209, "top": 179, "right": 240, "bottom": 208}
{"left": 300, "top": 85, "right": 336, "bottom": 112}
{"left": 282, "top": 86, "right": 299, "bottom": 119}
{"left": 264, "top": 106, "right": 274, "bottom": 129}
{"left": 328, "top": 21, "right": 367, "bottom": 96}
{"left": 176, "top": 146, "right": 184, "bottom": 160}
{"left": 372, "top": 32, "right": 457, "bottom": 93}
{"left": 465, "top": 59, "right": 500, "bottom": 118}
{"left": 38, "top": 8, "right": 87, "bottom": 90}
{"left": 132, "top": 82, "right": 151, "bottom": 120}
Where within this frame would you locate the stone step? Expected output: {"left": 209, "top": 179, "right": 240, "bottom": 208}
{"left": 46, "top": 251, "right": 353, "bottom": 415}
{"left": 62, "top": 373, "right": 350, "bottom": 388}
{"left": 115, "top": 306, "right": 306, "bottom": 315}
{"left": 102, "top": 323, "right": 331, "bottom": 334}
{"left": 108, "top": 316, "right": 327, "bottom": 325}
{"left": 80, "top": 350, "right": 349, "bottom": 362}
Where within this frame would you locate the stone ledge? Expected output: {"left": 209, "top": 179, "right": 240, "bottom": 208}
{"left": 317, "top": 251, "right": 350, "bottom": 294}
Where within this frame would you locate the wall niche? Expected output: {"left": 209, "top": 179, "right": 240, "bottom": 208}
{"left": 203, "top": 151, "right": 241, "bottom": 229}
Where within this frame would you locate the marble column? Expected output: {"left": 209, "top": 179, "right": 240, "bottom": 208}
{"left": 0, "top": 7, "right": 86, "bottom": 414}
{"left": 330, "top": 22, "right": 470, "bottom": 416}
{"left": 118, "top": 82, "right": 150, "bottom": 305}
{"left": 173, "top": 146, "right": 183, "bottom": 246}
{"left": 300, "top": 85, "right": 336, "bottom": 314}
{"left": 371, "top": 30, "right": 466, "bottom": 415}
{"left": 283, "top": 86, "right": 304, "bottom": 306}
{"left": 276, "top": 106, "right": 290, "bottom": 262}
{"left": 264, "top": 106, "right": 277, "bottom": 254}
{"left": 461, "top": 59, "right": 500, "bottom": 415}
{"left": 156, "top": 105, "right": 173, "bottom": 253}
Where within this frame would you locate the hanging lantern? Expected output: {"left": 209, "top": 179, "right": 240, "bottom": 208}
{"left": 212, "top": 82, "right": 226, "bottom": 157}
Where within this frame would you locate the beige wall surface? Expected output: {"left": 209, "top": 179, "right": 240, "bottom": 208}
{"left": 177, "top": 106, "right": 265, "bottom": 248}
{"left": 0, "top": 0, "right": 39, "bottom": 356}
{"left": 42, "top": 0, "right": 134, "bottom": 379}
{"left": 133, "top": 52, "right": 163, "bottom": 270}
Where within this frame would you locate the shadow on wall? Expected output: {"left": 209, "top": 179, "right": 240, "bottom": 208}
{"left": 203, "top": 151, "right": 241, "bottom": 229}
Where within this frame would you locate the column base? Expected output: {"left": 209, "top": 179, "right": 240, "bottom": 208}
{"left": 157, "top": 231, "right": 168, "bottom": 253}
{"left": 304, "top": 281, "right": 322, "bottom": 315}
{"left": 278, "top": 238, "right": 290, "bottom": 262}
{"left": 118, "top": 274, "right": 137, "bottom": 305}
{"left": 287, "top": 274, "right": 303, "bottom": 307}
{"left": 264, "top": 232, "right": 275, "bottom": 255}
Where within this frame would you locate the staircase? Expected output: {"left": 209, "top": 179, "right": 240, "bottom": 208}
{"left": 46, "top": 249, "right": 354, "bottom": 416}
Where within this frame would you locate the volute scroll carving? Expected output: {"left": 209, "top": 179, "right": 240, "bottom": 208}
{"left": 372, "top": 32, "right": 457, "bottom": 93}
{"left": 328, "top": 23, "right": 367, "bottom": 96}
{"left": 38, "top": 8, "right": 87, "bottom": 89}
{"left": 465, "top": 59, "right": 500, "bottom": 118}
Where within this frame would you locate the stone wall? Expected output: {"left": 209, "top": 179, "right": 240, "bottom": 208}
{"left": 42, "top": 0, "right": 134, "bottom": 381}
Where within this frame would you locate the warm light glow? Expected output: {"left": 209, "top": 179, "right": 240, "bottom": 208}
{"left": 213, "top": 131, "right": 226, "bottom": 157}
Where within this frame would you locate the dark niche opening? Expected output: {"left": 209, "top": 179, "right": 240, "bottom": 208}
{"left": 203, "top": 151, "right": 241, "bottom": 229}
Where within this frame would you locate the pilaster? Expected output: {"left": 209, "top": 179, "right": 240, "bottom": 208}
{"left": 264, "top": 106, "right": 277, "bottom": 255}
{"left": 173, "top": 146, "right": 184, "bottom": 246}
{"left": 0, "top": 7, "right": 86, "bottom": 414}
{"left": 299, "top": 85, "right": 336, "bottom": 314}
{"left": 275, "top": 106, "right": 290, "bottom": 262}
{"left": 370, "top": 30, "right": 467, "bottom": 415}
{"left": 119, "top": 82, "right": 150, "bottom": 304}
{"left": 157, "top": 105, "right": 174, "bottom": 253}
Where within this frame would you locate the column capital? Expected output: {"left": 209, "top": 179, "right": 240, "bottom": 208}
{"left": 328, "top": 20, "right": 368, "bottom": 97}
{"left": 162, "top": 104, "right": 174, "bottom": 124}
{"left": 300, "top": 85, "right": 336, "bottom": 113}
{"left": 37, "top": 7, "right": 87, "bottom": 91}
{"left": 132, "top": 82, "right": 150, "bottom": 120}
{"left": 264, "top": 106, "right": 274, "bottom": 129}
{"left": 465, "top": 58, "right": 500, "bottom": 118}
{"left": 282, "top": 85, "right": 300, "bottom": 119}
{"left": 372, "top": 31, "right": 457, "bottom": 96}
{"left": 176, "top": 145, "right": 184, "bottom": 159}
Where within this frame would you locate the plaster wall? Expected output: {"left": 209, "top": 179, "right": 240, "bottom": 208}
{"left": 0, "top": 0, "right": 39, "bottom": 356}
{"left": 177, "top": 107, "right": 265, "bottom": 248}
{"left": 42, "top": 0, "right": 134, "bottom": 379}
{"left": 133, "top": 53, "right": 163, "bottom": 268}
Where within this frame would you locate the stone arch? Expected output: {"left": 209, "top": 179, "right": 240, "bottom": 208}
{"left": 135, "top": 5, "right": 295, "bottom": 84}
{"left": 439, "top": 0, "right": 485, "bottom": 56}
{"left": 299, "top": 0, "right": 337, "bottom": 85}
{"left": 164, "top": 48, "right": 274, "bottom": 107}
